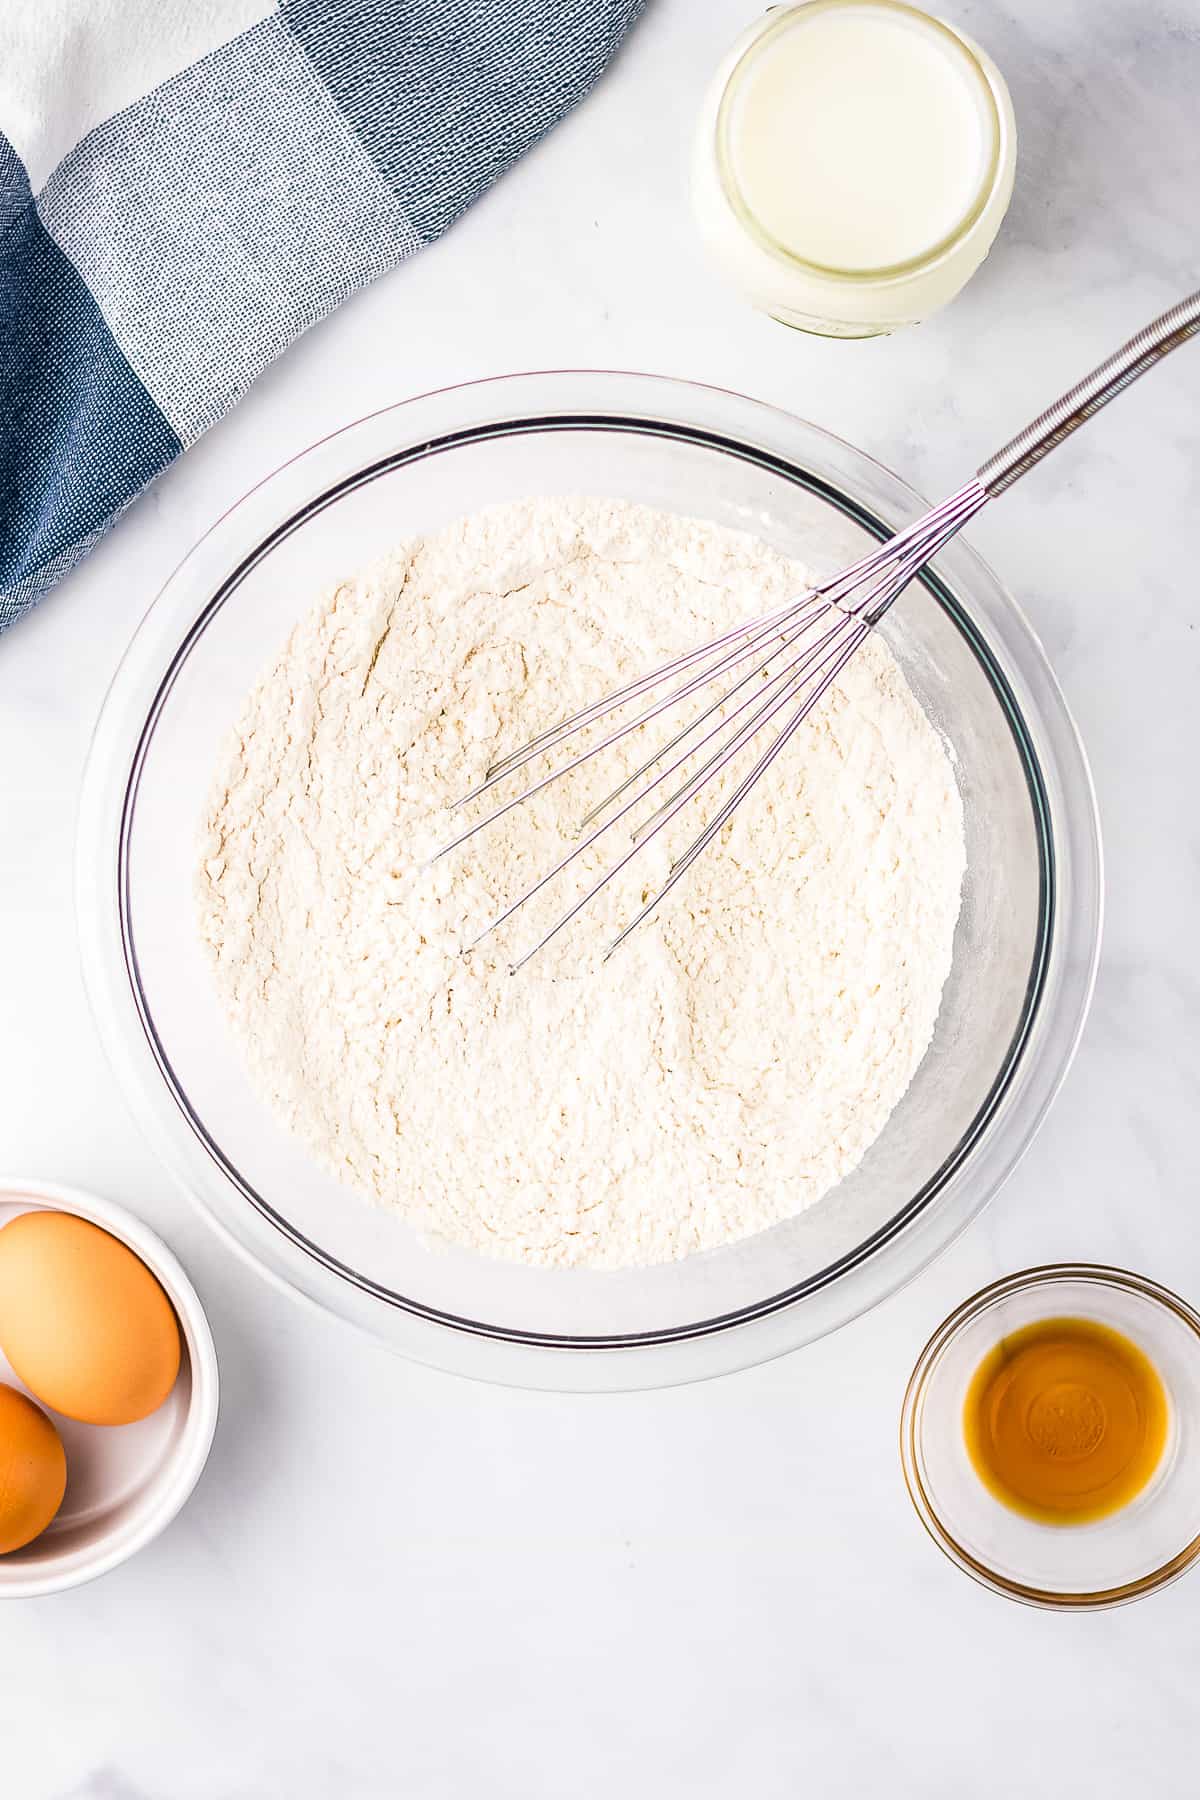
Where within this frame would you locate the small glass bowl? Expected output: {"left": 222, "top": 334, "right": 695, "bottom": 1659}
{"left": 901, "top": 1266, "right": 1200, "bottom": 1609}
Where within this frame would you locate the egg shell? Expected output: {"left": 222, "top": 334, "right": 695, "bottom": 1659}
{"left": 0, "top": 1381, "right": 67, "bottom": 1554}
{"left": 0, "top": 1212, "right": 182, "bottom": 1426}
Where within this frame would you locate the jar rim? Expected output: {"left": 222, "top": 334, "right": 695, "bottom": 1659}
{"left": 715, "top": 0, "right": 1007, "bottom": 284}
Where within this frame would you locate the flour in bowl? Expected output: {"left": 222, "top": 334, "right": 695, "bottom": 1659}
{"left": 197, "top": 498, "right": 964, "bottom": 1268}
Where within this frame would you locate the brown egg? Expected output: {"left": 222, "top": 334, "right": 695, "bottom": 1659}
{"left": 0, "top": 1382, "right": 67, "bottom": 1554}
{"left": 0, "top": 1212, "right": 181, "bottom": 1425}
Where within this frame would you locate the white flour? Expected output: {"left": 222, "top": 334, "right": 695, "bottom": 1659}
{"left": 197, "top": 498, "right": 965, "bottom": 1269}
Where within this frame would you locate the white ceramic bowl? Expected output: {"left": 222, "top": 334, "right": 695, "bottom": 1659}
{"left": 0, "top": 1178, "right": 218, "bottom": 1598}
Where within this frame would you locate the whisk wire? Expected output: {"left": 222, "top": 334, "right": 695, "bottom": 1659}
{"left": 602, "top": 622, "right": 872, "bottom": 961}
{"left": 504, "top": 615, "right": 869, "bottom": 972}
{"left": 474, "top": 594, "right": 805, "bottom": 793}
{"left": 442, "top": 483, "right": 986, "bottom": 962}
{"left": 577, "top": 599, "right": 835, "bottom": 831}
{"left": 442, "top": 590, "right": 828, "bottom": 849}
{"left": 468, "top": 481, "right": 983, "bottom": 833}
{"left": 466, "top": 608, "right": 841, "bottom": 954}
{"left": 433, "top": 289, "right": 1200, "bottom": 966}
{"left": 628, "top": 612, "right": 853, "bottom": 845}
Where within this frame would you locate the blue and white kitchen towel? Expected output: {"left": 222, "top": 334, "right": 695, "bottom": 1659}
{"left": 0, "top": 0, "right": 644, "bottom": 631}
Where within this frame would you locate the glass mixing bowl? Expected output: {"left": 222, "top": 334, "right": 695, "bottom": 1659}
{"left": 77, "top": 372, "right": 1102, "bottom": 1390}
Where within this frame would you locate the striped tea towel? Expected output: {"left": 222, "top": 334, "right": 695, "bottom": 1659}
{"left": 0, "top": 0, "right": 644, "bottom": 633}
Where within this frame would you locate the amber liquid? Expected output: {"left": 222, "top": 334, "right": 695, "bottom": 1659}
{"left": 963, "top": 1317, "right": 1168, "bottom": 1526}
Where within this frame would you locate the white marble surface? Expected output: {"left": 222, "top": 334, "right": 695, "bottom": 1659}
{"left": 2, "top": 1, "right": 1199, "bottom": 1793}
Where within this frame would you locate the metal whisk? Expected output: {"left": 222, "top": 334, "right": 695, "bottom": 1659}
{"left": 436, "top": 291, "right": 1200, "bottom": 969}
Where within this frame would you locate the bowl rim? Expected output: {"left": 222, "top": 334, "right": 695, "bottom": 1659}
{"left": 0, "top": 1176, "right": 219, "bottom": 1598}
{"left": 75, "top": 369, "right": 1104, "bottom": 1390}
{"left": 900, "top": 1264, "right": 1200, "bottom": 1611}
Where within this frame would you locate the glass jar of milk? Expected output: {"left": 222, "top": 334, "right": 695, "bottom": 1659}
{"left": 692, "top": 0, "right": 1017, "bottom": 337}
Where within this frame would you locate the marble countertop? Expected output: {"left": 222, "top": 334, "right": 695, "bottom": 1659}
{"left": 3, "top": 2, "right": 1199, "bottom": 1794}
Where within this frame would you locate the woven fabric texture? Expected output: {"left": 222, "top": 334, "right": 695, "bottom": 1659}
{"left": 0, "top": 0, "right": 643, "bottom": 630}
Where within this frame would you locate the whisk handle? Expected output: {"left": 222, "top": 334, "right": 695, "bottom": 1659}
{"left": 977, "top": 289, "right": 1200, "bottom": 497}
